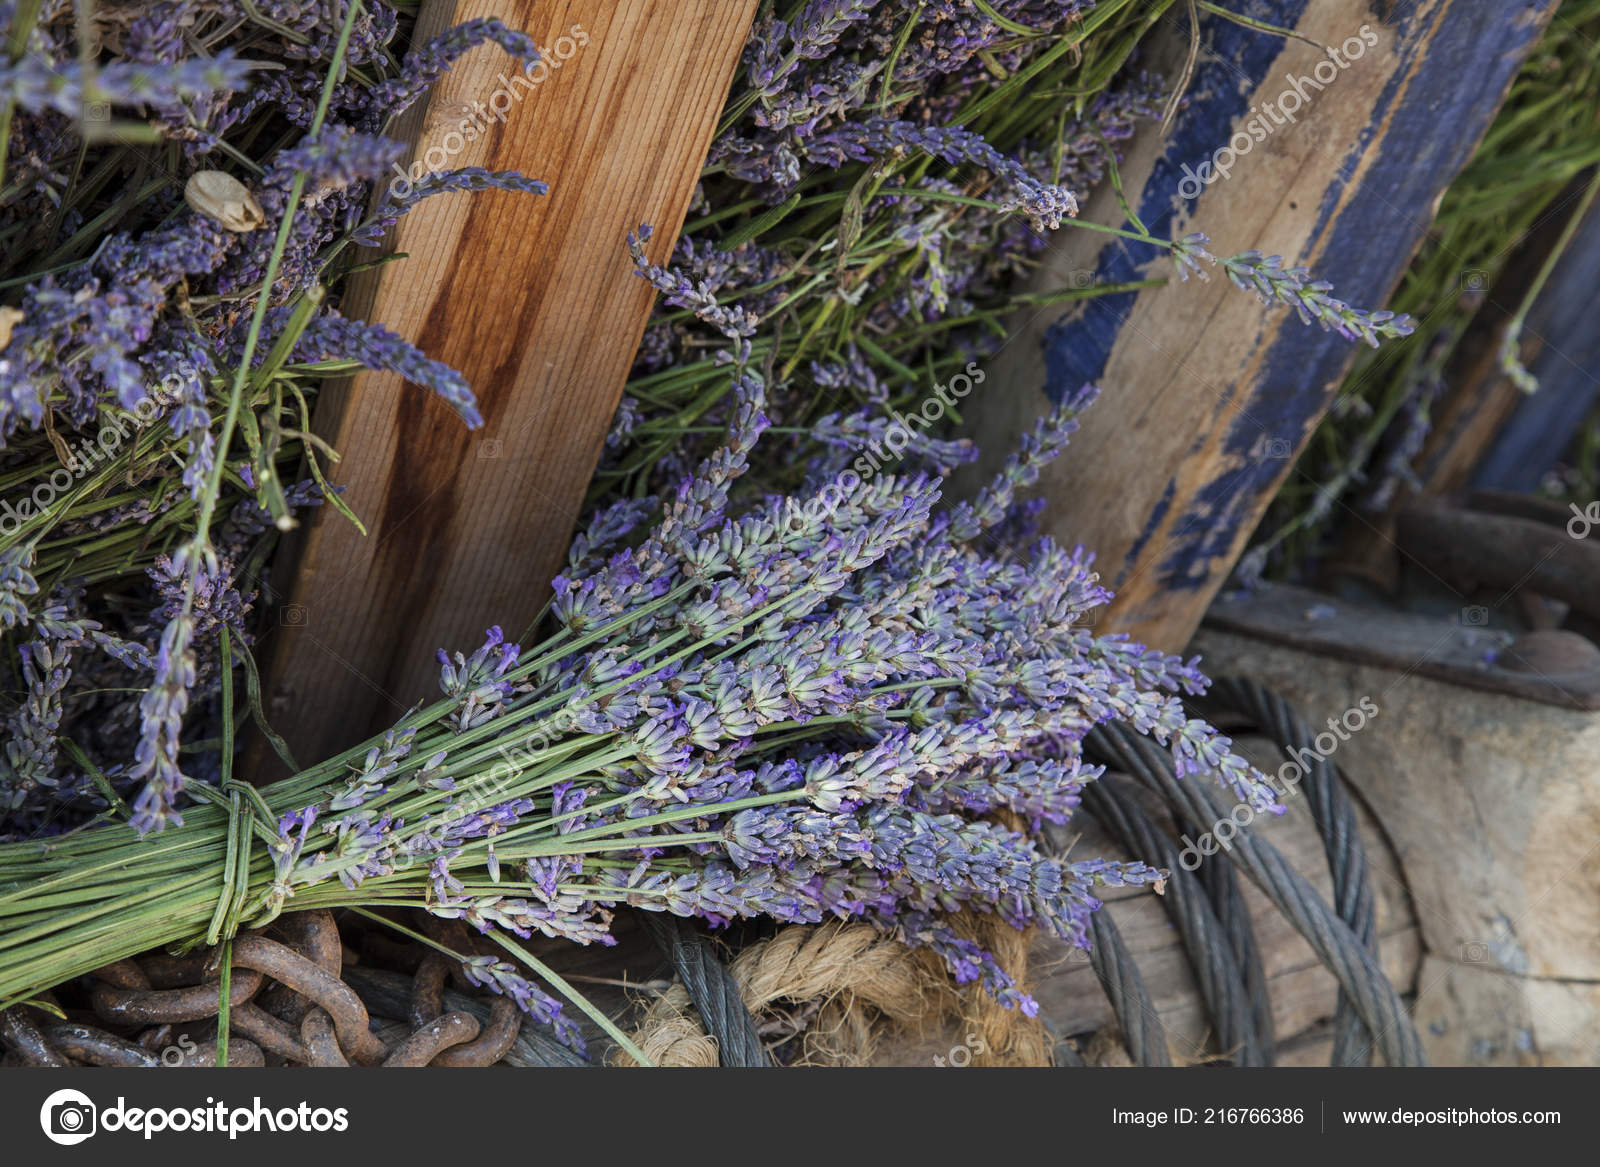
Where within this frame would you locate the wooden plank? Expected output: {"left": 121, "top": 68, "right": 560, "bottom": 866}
{"left": 1469, "top": 195, "right": 1600, "bottom": 492}
{"left": 259, "top": 0, "right": 756, "bottom": 770}
{"left": 1322, "top": 180, "right": 1600, "bottom": 592}
{"left": 962, "top": 0, "right": 1555, "bottom": 652}
{"left": 1206, "top": 580, "right": 1600, "bottom": 711}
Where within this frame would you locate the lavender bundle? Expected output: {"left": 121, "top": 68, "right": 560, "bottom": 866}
{"left": 1, "top": 2, "right": 549, "bottom": 834}
{"left": 0, "top": 3, "right": 1420, "bottom": 843}
{"left": 0, "top": 3, "right": 1413, "bottom": 1063}
{"left": 0, "top": 359, "right": 1280, "bottom": 1059}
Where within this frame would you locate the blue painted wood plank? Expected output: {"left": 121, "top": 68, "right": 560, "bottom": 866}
{"left": 1472, "top": 198, "right": 1600, "bottom": 493}
{"left": 1014, "top": 0, "right": 1556, "bottom": 649}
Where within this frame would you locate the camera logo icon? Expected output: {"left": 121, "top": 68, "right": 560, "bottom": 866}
{"left": 1251, "top": 434, "right": 1292, "bottom": 461}
{"left": 1460, "top": 606, "right": 1489, "bottom": 627}
{"left": 40, "top": 1088, "right": 97, "bottom": 1145}
{"left": 280, "top": 602, "right": 308, "bottom": 627}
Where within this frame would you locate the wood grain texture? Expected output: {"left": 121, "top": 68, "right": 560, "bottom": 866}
{"left": 260, "top": 0, "right": 756, "bottom": 771}
{"left": 961, "top": 0, "right": 1554, "bottom": 652}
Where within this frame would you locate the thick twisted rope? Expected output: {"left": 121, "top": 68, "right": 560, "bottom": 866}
{"left": 619, "top": 922, "right": 951, "bottom": 1066}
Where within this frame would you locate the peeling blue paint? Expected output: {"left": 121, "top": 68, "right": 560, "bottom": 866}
{"left": 1041, "top": 0, "right": 1313, "bottom": 402}
{"left": 1119, "top": 476, "right": 1178, "bottom": 589}
{"left": 1037, "top": 0, "right": 1556, "bottom": 595}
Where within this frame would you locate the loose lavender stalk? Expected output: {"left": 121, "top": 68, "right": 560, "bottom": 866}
{"left": 1171, "top": 232, "right": 1415, "bottom": 348}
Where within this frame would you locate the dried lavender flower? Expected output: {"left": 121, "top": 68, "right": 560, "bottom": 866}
{"left": 1172, "top": 233, "right": 1417, "bottom": 347}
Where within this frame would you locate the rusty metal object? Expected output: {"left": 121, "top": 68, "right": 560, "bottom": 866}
{"left": 230, "top": 1002, "right": 313, "bottom": 1064}
{"left": 44, "top": 1022, "right": 162, "bottom": 1068}
{"left": 300, "top": 1008, "right": 349, "bottom": 1067}
{"left": 409, "top": 953, "right": 449, "bottom": 1029}
{"left": 1396, "top": 496, "right": 1600, "bottom": 620}
{"left": 342, "top": 965, "right": 584, "bottom": 1068}
{"left": 138, "top": 952, "right": 212, "bottom": 989}
{"left": 419, "top": 916, "right": 483, "bottom": 992}
{"left": 1497, "top": 629, "right": 1600, "bottom": 675}
{"left": 180, "top": 1038, "right": 266, "bottom": 1068}
{"left": 29, "top": 915, "right": 531, "bottom": 1069}
{"left": 297, "top": 911, "right": 344, "bottom": 974}
{"left": 261, "top": 910, "right": 342, "bottom": 1022}
{"left": 91, "top": 959, "right": 152, "bottom": 990}
{"left": 0, "top": 1007, "right": 73, "bottom": 1067}
{"left": 382, "top": 1012, "right": 480, "bottom": 1067}
{"left": 230, "top": 935, "right": 385, "bottom": 1065}
{"left": 433, "top": 998, "right": 523, "bottom": 1067}
{"left": 91, "top": 968, "right": 263, "bottom": 1026}
{"left": 1207, "top": 583, "right": 1600, "bottom": 711}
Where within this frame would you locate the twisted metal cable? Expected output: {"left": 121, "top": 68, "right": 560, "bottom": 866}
{"left": 1085, "top": 721, "right": 1426, "bottom": 1066}
{"left": 1194, "top": 834, "right": 1276, "bottom": 1055}
{"left": 1084, "top": 777, "right": 1270, "bottom": 1065}
{"left": 1087, "top": 901, "right": 1171, "bottom": 1066}
{"left": 639, "top": 913, "right": 771, "bottom": 1067}
{"left": 1200, "top": 676, "right": 1380, "bottom": 1066}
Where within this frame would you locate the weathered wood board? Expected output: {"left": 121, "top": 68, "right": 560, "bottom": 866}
{"left": 260, "top": 0, "right": 756, "bottom": 770}
{"left": 1325, "top": 181, "right": 1600, "bottom": 591}
{"left": 1471, "top": 195, "right": 1600, "bottom": 492}
{"left": 964, "top": 0, "right": 1556, "bottom": 652}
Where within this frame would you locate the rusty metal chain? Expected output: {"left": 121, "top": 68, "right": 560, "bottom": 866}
{"left": 0, "top": 909, "right": 524, "bottom": 1069}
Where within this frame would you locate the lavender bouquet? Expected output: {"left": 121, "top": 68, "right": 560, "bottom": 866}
{"left": 0, "top": 356, "right": 1280, "bottom": 1061}
{"left": 0, "top": 1, "right": 1415, "bottom": 1065}
{"left": 0, "top": 1, "right": 1411, "bottom": 844}
{"left": 0, "top": 2, "right": 550, "bottom": 835}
